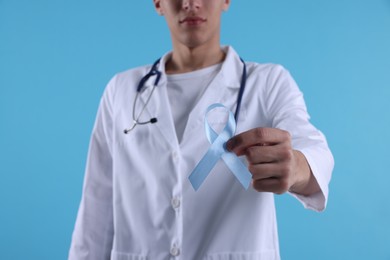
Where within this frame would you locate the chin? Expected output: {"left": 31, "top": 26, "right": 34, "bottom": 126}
{"left": 181, "top": 37, "right": 209, "bottom": 49}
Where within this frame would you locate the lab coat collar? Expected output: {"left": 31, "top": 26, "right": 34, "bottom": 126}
{"left": 152, "top": 45, "right": 243, "bottom": 89}
{"left": 218, "top": 46, "right": 244, "bottom": 89}
{"left": 140, "top": 46, "right": 244, "bottom": 150}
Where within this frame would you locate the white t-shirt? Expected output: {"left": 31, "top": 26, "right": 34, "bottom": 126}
{"left": 166, "top": 63, "right": 222, "bottom": 143}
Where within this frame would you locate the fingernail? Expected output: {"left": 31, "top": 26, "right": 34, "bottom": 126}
{"left": 226, "top": 139, "right": 234, "bottom": 151}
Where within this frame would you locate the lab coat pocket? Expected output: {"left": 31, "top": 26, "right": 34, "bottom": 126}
{"left": 110, "top": 251, "right": 148, "bottom": 260}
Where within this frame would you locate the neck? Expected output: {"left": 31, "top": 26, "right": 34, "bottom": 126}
{"left": 165, "top": 44, "right": 225, "bottom": 74}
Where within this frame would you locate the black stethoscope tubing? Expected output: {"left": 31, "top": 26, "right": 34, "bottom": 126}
{"left": 124, "top": 57, "right": 247, "bottom": 134}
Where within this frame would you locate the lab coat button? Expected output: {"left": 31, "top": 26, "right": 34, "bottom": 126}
{"left": 172, "top": 151, "right": 179, "bottom": 161}
{"left": 171, "top": 197, "right": 180, "bottom": 209}
{"left": 170, "top": 246, "right": 180, "bottom": 256}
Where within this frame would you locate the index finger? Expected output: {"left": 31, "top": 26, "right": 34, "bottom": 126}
{"left": 226, "top": 127, "right": 290, "bottom": 155}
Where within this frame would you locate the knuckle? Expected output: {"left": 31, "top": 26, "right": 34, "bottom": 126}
{"left": 255, "top": 127, "right": 267, "bottom": 139}
{"left": 248, "top": 164, "right": 257, "bottom": 175}
{"left": 254, "top": 186, "right": 262, "bottom": 193}
{"left": 280, "top": 162, "right": 292, "bottom": 176}
{"left": 277, "top": 141, "right": 292, "bottom": 160}
{"left": 282, "top": 130, "right": 292, "bottom": 141}
{"left": 251, "top": 180, "right": 260, "bottom": 191}
{"left": 275, "top": 189, "right": 284, "bottom": 195}
{"left": 281, "top": 148, "right": 293, "bottom": 161}
{"left": 246, "top": 147, "right": 257, "bottom": 161}
{"left": 278, "top": 178, "right": 289, "bottom": 193}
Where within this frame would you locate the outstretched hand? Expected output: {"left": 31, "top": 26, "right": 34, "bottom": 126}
{"left": 226, "top": 127, "right": 319, "bottom": 195}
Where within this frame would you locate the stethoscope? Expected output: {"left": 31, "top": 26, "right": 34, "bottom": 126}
{"left": 124, "top": 57, "right": 247, "bottom": 134}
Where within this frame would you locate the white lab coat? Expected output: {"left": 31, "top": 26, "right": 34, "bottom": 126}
{"left": 69, "top": 46, "right": 333, "bottom": 260}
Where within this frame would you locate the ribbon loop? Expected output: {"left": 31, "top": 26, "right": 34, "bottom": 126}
{"left": 188, "top": 103, "right": 252, "bottom": 191}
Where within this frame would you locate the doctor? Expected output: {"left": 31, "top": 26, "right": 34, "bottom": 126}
{"left": 69, "top": 0, "right": 334, "bottom": 259}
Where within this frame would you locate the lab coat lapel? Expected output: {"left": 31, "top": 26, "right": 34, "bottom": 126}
{"left": 181, "top": 46, "right": 244, "bottom": 142}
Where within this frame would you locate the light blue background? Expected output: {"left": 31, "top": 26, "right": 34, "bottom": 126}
{"left": 1, "top": 0, "right": 389, "bottom": 259}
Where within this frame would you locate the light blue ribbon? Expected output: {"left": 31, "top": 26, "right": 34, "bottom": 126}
{"left": 188, "top": 103, "right": 252, "bottom": 191}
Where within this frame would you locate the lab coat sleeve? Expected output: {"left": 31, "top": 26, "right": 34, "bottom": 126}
{"left": 68, "top": 76, "right": 116, "bottom": 260}
{"left": 265, "top": 65, "right": 334, "bottom": 212}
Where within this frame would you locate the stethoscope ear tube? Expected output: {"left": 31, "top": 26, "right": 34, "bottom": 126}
{"left": 234, "top": 58, "right": 247, "bottom": 121}
{"left": 136, "top": 59, "right": 162, "bottom": 92}
{"left": 125, "top": 57, "right": 246, "bottom": 134}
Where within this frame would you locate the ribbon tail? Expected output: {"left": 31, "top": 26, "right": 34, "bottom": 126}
{"left": 222, "top": 153, "right": 252, "bottom": 189}
{"left": 188, "top": 148, "right": 222, "bottom": 191}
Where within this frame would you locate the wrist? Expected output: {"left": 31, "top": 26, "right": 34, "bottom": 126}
{"left": 289, "top": 150, "right": 319, "bottom": 196}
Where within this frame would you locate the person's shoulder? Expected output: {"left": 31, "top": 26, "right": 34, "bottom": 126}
{"left": 112, "top": 64, "right": 153, "bottom": 84}
{"left": 101, "top": 63, "right": 153, "bottom": 98}
{"left": 246, "top": 62, "right": 289, "bottom": 78}
{"left": 245, "top": 62, "right": 296, "bottom": 88}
